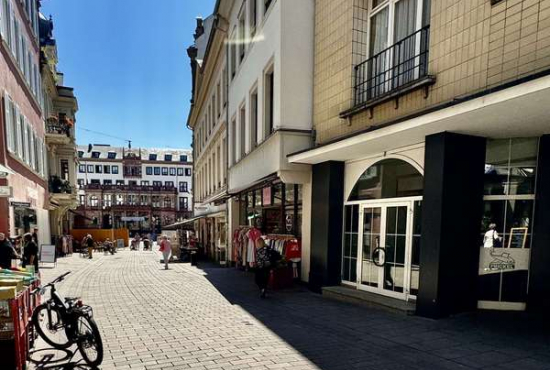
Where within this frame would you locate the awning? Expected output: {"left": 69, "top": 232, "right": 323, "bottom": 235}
{"left": 289, "top": 74, "right": 550, "bottom": 165}
{"left": 163, "top": 217, "right": 202, "bottom": 230}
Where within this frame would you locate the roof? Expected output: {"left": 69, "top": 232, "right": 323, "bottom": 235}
{"left": 76, "top": 145, "right": 192, "bottom": 162}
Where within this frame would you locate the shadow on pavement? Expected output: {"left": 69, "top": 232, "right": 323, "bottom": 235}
{"left": 201, "top": 263, "right": 550, "bottom": 370}
{"left": 29, "top": 348, "right": 98, "bottom": 370}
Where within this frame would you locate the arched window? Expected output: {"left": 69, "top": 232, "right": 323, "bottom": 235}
{"left": 348, "top": 159, "right": 423, "bottom": 201}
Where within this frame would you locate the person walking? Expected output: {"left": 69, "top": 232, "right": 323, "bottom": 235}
{"left": 86, "top": 234, "right": 95, "bottom": 259}
{"left": 160, "top": 235, "right": 171, "bottom": 270}
{"left": 254, "top": 239, "right": 280, "bottom": 299}
{"left": 483, "top": 223, "right": 502, "bottom": 248}
{"left": 0, "top": 233, "right": 19, "bottom": 269}
{"left": 22, "top": 233, "right": 39, "bottom": 272}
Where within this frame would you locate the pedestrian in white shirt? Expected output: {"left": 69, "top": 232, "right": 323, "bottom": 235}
{"left": 160, "top": 235, "right": 171, "bottom": 270}
{"left": 483, "top": 223, "right": 501, "bottom": 248}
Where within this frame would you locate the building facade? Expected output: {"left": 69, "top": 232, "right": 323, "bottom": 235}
{"left": 0, "top": 0, "right": 50, "bottom": 245}
{"left": 40, "top": 13, "right": 79, "bottom": 244}
{"left": 288, "top": 0, "right": 550, "bottom": 318}
{"left": 187, "top": 8, "right": 230, "bottom": 261}
{"left": 75, "top": 145, "right": 193, "bottom": 235}
{"left": 187, "top": 0, "right": 315, "bottom": 272}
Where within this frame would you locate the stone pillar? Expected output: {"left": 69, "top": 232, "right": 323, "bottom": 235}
{"left": 417, "top": 132, "right": 486, "bottom": 319}
{"left": 528, "top": 135, "right": 550, "bottom": 312}
{"left": 309, "top": 161, "right": 345, "bottom": 292}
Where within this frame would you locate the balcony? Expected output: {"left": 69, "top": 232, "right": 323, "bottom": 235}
{"left": 342, "top": 25, "right": 434, "bottom": 118}
{"left": 45, "top": 117, "right": 74, "bottom": 145}
{"left": 49, "top": 176, "right": 77, "bottom": 206}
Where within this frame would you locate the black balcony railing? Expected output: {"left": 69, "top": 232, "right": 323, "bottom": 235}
{"left": 355, "top": 26, "right": 430, "bottom": 106}
{"left": 46, "top": 121, "right": 72, "bottom": 137}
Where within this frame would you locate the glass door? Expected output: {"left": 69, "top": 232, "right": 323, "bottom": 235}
{"left": 358, "top": 202, "right": 415, "bottom": 300}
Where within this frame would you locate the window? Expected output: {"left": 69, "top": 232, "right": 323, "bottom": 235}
{"left": 177, "top": 168, "right": 184, "bottom": 176}
{"left": 90, "top": 179, "right": 100, "bottom": 185}
{"left": 180, "top": 155, "right": 188, "bottom": 162}
{"left": 238, "top": 8, "right": 246, "bottom": 62}
{"left": 149, "top": 154, "right": 157, "bottom": 160}
{"left": 95, "top": 165, "right": 102, "bottom": 174}
{"left": 165, "top": 154, "right": 172, "bottom": 161}
{"left": 91, "top": 151, "right": 100, "bottom": 158}
{"left": 79, "top": 195, "right": 85, "bottom": 205}
{"left": 146, "top": 167, "right": 153, "bottom": 175}
{"left": 87, "top": 165, "right": 94, "bottom": 173}
{"left": 103, "top": 179, "right": 112, "bottom": 185}
{"left": 116, "top": 194, "right": 124, "bottom": 205}
{"left": 154, "top": 167, "right": 160, "bottom": 175}
{"left": 179, "top": 197, "right": 189, "bottom": 211}
{"left": 89, "top": 196, "right": 99, "bottom": 207}
{"left": 264, "top": 66, "right": 274, "bottom": 138}
{"left": 162, "top": 167, "right": 168, "bottom": 176}
{"left": 112, "top": 166, "right": 119, "bottom": 174}
{"left": 152, "top": 196, "right": 161, "bottom": 208}
{"left": 78, "top": 151, "right": 84, "bottom": 158}
{"left": 116, "top": 180, "right": 124, "bottom": 185}
{"left": 250, "top": 88, "right": 258, "bottom": 149}
{"left": 79, "top": 165, "right": 86, "bottom": 173}
{"left": 164, "top": 197, "right": 172, "bottom": 209}
{"left": 129, "top": 180, "right": 137, "bottom": 186}
{"left": 104, "top": 165, "right": 111, "bottom": 174}
{"left": 165, "top": 181, "right": 174, "bottom": 188}
{"left": 185, "top": 168, "right": 191, "bottom": 176}
{"left": 141, "top": 180, "right": 150, "bottom": 186}
{"left": 107, "top": 152, "right": 116, "bottom": 159}
{"left": 240, "top": 104, "right": 246, "bottom": 157}
{"left": 230, "top": 31, "right": 237, "bottom": 78}
{"left": 153, "top": 181, "right": 162, "bottom": 187}
{"left": 179, "top": 181, "right": 188, "bottom": 192}
{"left": 250, "top": 0, "right": 257, "bottom": 35}
{"left": 140, "top": 195, "right": 149, "bottom": 205}
{"left": 77, "top": 179, "right": 85, "bottom": 186}
{"left": 103, "top": 194, "right": 112, "bottom": 207}
{"left": 216, "top": 83, "right": 221, "bottom": 118}
{"left": 170, "top": 168, "right": 176, "bottom": 176}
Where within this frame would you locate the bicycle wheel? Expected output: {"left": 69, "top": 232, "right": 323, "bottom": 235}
{"left": 32, "top": 304, "right": 71, "bottom": 349}
{"left": 76, "top": 314, "right": 103, "bottom": 367}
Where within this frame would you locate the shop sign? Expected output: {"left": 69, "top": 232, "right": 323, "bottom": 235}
{"left": 40, "top": 244, "right": 56, "bottom": 264}
{"left": 10, "top": 201, "right": 31, "bottom": 208}
{"left": 121, "top": 216, "right": 145, "bottom": 222}
{"left": 479, "top": 247, "right": 530, "bottom": 275}
{"left": 285, "top": 214, "right": 293, "bottom": 232}
{"left": 263, "top": 187, "right": 271, "bottom": 206}
{"left": 0, "top": 186, "right": 12, "bottom": 197}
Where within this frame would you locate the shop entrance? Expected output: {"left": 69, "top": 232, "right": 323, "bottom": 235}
{"left": 343, "top": 158, "right": 423, "bottom": 302}
{"left": 358, "top": 200, "right": 420, "bottom": 300}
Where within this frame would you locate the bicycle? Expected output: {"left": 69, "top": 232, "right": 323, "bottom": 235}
{"left": 31, "top": 272, "right": 104, "bottom": 368}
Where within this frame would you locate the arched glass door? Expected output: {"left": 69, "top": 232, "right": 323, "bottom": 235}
{"left": 343, "top": 159, "right": 423, "bottom": 301}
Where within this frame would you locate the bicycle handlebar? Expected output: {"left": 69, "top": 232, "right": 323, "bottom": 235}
{"left": 49, "top": 271, "right": 71, "bottom": 285}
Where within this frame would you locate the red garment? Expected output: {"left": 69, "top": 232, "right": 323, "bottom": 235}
{"left": 248, "top": 228, "right": 262, "bottom": 243}
{"left": 284, "top": 240, "right": 301, "bottom": 260}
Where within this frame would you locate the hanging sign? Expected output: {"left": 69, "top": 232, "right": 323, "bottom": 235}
{"left": 40, "top": 244, "right": 56, "bottom": 264}
{"left": 508, "top": 227, "right": 528, "bottom": 249}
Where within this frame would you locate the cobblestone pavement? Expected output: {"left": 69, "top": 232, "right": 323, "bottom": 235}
{"left": 29, "top": 248, "right": 550, "bottom": 370}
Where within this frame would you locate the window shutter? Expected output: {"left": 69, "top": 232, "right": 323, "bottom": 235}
{"left": 3, "top": 92, "right": 13, "bottom": 152}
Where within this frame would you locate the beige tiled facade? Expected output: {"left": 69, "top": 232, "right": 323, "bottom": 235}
{"left": 314, "top": 0, "right": 550, "bottom": 144}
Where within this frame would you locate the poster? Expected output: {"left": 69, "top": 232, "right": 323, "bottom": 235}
{"left": 117, "top": 239, "right": 125, "bottom": 249}
{"left": 508, "top": 227, "right": 528, "bottom": 249}
{"left": 40, "top": 244, "right": 56, "bottom": 264}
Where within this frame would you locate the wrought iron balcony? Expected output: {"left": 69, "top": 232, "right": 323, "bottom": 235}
{"left": 354, "top": 26, "right": 431, "bottom": 108}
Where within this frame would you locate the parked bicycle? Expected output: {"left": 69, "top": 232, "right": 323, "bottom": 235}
{"left": 31, "top": 272, "right": 104, "bottom": 368}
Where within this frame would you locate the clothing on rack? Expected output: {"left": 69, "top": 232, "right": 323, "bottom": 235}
{"left": 264, "top": 235, "right": 302, "bottom": 278}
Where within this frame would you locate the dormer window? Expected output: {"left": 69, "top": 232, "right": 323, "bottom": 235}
{"left": 149, "top": 154, "right": 157, "bottom": 161}
{"left": 91, "top": 151, "right": 100, "bottom": 158}
{"left": 107, "top": 152, "right": 117, "bottom": 159}
{"left": 165, "top": 154, "right": 173, "bottom": 161}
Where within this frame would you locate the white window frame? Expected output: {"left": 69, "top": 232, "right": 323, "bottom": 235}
{"left": 3, "top": 92, "right": 15, "bottom": 153}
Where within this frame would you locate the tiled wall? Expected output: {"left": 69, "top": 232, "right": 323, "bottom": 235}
{"left": 314, "top": 0, "right": 550, "bottom": 144}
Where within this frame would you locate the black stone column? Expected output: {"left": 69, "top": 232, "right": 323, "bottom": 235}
{"left": 417, "top": 132, "right": 486, "bottom": 319}
{"left": 528, "top": 135, "right": 550, "bottom": 312}
{"left": 309, "top": 161, "right": 345, "bottom": 292}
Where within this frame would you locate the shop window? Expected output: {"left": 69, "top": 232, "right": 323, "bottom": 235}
{"left": 285, "top": 184, "right": 295, "bottom": 205}
{"left": 272, "top": 183, "right": 282, "bottom": 206}
{"left": 479, "top": 138, "right": 538, "bottom": 305}
{"left": 348, "top": 159, "right": 423, "bottom": 201}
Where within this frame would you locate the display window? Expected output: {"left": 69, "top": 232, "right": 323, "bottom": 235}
{"left": 478, "top": 138, "right": 538, "bottom": 309}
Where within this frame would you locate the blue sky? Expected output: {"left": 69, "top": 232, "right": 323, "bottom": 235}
{"left": 41, "top": 0, "right": 216, "bottom": 149}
